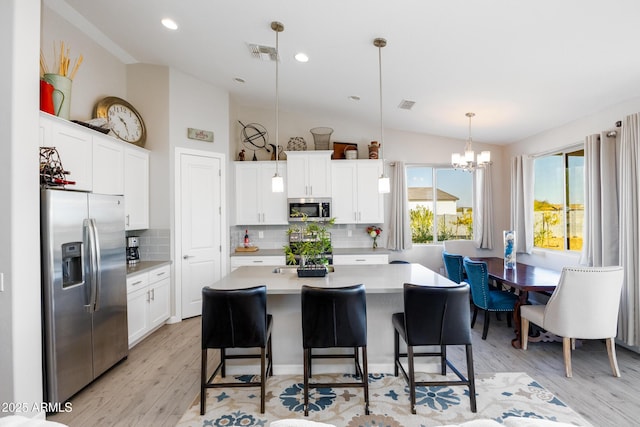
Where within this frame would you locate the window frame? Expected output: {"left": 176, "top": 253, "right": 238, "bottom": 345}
{"left": 532, "top": 144, "right": 584, "bottom": 252}
{"left": 406, "top": 163, "right": 476, "bottom": 245}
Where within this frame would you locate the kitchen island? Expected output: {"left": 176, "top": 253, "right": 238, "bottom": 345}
{"left": 208, "top": 263, "right": 457, "bottom": 374}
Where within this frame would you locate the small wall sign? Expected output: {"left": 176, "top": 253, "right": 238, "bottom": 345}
{"left": 187, "top": 127, "right": 214, "bottom": 142}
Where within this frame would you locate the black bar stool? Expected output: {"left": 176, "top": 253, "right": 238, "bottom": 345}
{"left": 392, "top": 283, "right": 477, "bottom": 414}
{"left": 301, "top": 284, "right": 369, "bottom": 416}
{"left": 200, "top": 285, "right": 273, "bottom": 415}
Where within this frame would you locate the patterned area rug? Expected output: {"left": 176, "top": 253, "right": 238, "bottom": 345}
{"left": 177, "top": 372, "right": 591, "bottom": 426}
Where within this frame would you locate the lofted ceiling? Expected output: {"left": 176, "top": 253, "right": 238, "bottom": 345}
{"left": 49, "top": 0, "right": 640, "bottom": 144}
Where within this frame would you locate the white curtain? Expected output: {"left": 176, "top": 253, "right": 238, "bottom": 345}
{"left": 618, "top": 113, "right": 640, "bottom": 346}
{"left": 474, "top": 162, "right": 493, "bottom": 249}
{"left": 388, "top": 161, "right": 412, "bottom": 251}
{"left": 510, "top": 155, "right": 534, "bottom": 254}
{"left": 580, "top": 132, "right": 619, "bottom": 267}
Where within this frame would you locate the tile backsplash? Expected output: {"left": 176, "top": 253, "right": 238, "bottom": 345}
{"left": 230, "top": 224, "right": 380, "bottom": 251}
{"left": 126, "top": 228, "right": 170, "bottom": 261}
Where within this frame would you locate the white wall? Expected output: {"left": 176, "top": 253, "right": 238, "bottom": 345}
{"left": 41, "top": 3, "right": 127, "bottom": 121}
{"left": 0, "top": 0, "right": 44, "bottom": 417}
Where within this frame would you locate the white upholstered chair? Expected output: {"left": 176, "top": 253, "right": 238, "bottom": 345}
{"left": 520, "top": 266, "right": 624, "bottom": 377}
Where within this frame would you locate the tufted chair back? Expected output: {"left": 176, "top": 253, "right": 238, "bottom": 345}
{"left": 462, "top": 258, "right": 491, "bottom": 310}
{"left": 443, "top": 251, "right": 465, "bottom": 283}
{"left": 543, "top": 266, "right": 624, "bottom": 339}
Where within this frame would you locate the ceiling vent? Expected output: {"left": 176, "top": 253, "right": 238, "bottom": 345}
{"left": 247, "top": 43, "right": 278, "bottom": 61}
{"left": 398, "top": 100, "right": 416, "bottom": 110}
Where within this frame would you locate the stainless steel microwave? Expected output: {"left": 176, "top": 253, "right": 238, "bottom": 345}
{"left": 288, "top": 198, "right": 331, "bottom": 222}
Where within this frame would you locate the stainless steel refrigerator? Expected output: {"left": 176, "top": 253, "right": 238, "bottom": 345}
{"left": 41, "top": 189, "right": 128, "bottom": 404}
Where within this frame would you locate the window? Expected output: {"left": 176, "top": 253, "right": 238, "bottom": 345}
{"left": 533, "top": 148, "right": 584, "bottom": 251}
{"left": 407, "top": 165, "right": 474, "bottom": 243}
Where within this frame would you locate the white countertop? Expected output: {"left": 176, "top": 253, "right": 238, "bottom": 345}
{"left": 209, "top": 263, "right": 456, "bottom": 294}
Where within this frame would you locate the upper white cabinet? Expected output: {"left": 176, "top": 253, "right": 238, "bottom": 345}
{"left": 40, "top": 113, "right": 93, "bottom": 191}
{"left": 235, "top": 161, "right": 288, "bottom": 225}
{"left": 286, "top": 151, "right": 332, "bottom": 198}
{"left": 93, "top": 133, "right": 124, "bottom": 195}
{"left": 124, "top": 146, "right": 150, "bottom": 230}
{"left": 40, "top": 112, "right": 150, "bottom": 230}
{"left": 331, "top": 160, "right": 384, "bottom": 224}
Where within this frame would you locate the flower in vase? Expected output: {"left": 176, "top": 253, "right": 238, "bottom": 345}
{"left": 366, "top": 225, "right": 382, "bottom": 249}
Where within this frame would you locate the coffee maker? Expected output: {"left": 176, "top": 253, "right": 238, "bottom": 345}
{"left": 126, "top": 236, "right": 140, "bottom": 265}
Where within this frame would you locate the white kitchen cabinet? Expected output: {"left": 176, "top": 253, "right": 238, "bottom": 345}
{"left": 235, "top": 162, "right": 288, "bottom": 225}
{"left": 40, "top": 112, "right": 93, "bottom": 191}
{"left": 126, "top": 264, "right": 171, "bottom": 347}
{"left": 333, "top": 254, "right": 389, "bottom": 265}
{"left": 230, "top": 255, "right": 286, "bottom": 272}
{"left": 93, "top": 133, "right": 124, "bottom": 195}
{"left": 331, "top": 160, "right": 384, "bottom": 224}
{"left": 286, "top": 151, "right": 332, "bottom": 198}
{"left": 124, "top": 146, "right": 150, "bottom": 230}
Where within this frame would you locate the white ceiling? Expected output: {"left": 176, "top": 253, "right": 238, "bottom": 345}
{"left": 51, "top": 0, "right": 640, "bottom": 144}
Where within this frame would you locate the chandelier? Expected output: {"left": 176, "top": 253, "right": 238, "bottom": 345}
{"left": 451, "top": 112, "right": 490, "bottom": 172}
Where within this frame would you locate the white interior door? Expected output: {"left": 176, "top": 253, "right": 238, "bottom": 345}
{"left": 179, "top": 151, "right": 222, "bottom": 319}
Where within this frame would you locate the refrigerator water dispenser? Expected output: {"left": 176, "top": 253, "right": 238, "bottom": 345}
{"left": 62, "top": 242, "right": 83, "bottom": 288}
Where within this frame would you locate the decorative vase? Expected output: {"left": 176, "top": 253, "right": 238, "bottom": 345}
{"left": 504, "top": 230, "right": 516, "bottom": 269}
{"left": 368, "top": 141, "right": 380, "bottom": 159}
{"left": 372, "top": 237, "right": 378, "bottom": 249}
{"left": 310, "top": 127, "right": 333, "bottom": 150}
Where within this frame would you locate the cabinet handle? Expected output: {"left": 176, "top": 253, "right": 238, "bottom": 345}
{"left": 151, "top": 288, "right": 155, "bottom": 300}
{"left": 183, "top": 255, "right": 195, "bottom": 259}
{"left": 355, "top": 259, "right": 366, "bottom": 262}
{"left": 155, "top": 272, "right": 166, "bottom": 277}
{"left": 310, "top": 186, "right": 313, "bottom": 195}
{"left": 359, "top": 212, "right": 362, "bottom": 221}
{"left": 146, "top": 291, "right": 150, "bottom": 302}
{"left": 131, "top": 280, "right": 143, "bottom": 286}
{"left": 126, "top": 214, "right": 130, "bottom": 226}
{"left": 258, "top": 213, "right": 261, "bottom": 222}
{"left": 252, "top": 260, "right": 264, "bottom": 263}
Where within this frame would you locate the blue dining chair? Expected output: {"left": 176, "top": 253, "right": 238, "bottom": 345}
{"left": 463, "top": 257, "right": 519, "bottom": 340}
{"left": 442, "top": 251, "right": 465, "bottom": 283}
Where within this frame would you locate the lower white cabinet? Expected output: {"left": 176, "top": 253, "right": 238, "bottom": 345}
{"left": 127, "top": 264, "right": 171, "bottom": 347}
{"left": 230, "top": 256, "right": 286, "bottom": 272}
{"left": 333, "top": 254, "right": 389, "bottom": 265}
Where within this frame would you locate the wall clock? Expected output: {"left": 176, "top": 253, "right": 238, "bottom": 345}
{"left": 94, "top": 96, "right": 147, "bottom": 147}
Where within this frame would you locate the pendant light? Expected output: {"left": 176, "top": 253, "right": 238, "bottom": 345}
{"left": 374, "top": 37, "right": 390, "bottom": 194}
{"left": 271, "top": 21, "right": 284, "bottom": 192}
{"left": 451, "top": 112, "right": 491, "bottom": 172}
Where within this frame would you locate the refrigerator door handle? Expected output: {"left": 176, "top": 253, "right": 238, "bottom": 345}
{"left": 83, "top": 219, "right": 96, "bottom": 313}
{"left": 89, "top": 218, "right": 102, "bottom": 312}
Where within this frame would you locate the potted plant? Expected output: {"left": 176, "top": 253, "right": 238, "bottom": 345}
{"left": 284, "top": 214, "right": 335, "bottom": 277}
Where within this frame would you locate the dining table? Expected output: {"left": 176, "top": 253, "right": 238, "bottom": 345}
{"left": 471, "top": 257, "right": 561, "bottom": 348}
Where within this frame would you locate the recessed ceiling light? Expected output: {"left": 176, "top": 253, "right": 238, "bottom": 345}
{"left": 348, "top": 95, "right": 361, "bottom": 101}
{"left": 234, "top": 77, "right": 246, "bottom": 83}
{"left": 294, "top": 52, "right": 309, "bottom": 63}
{"left": 161, "top": 18, "right": 178, "bottom": 30}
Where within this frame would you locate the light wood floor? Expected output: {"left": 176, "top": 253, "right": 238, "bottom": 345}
{"left": 48, "top": 312, "right": 640, "bottom": 426}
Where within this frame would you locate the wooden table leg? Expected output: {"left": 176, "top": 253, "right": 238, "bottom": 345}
{"left": 511, "top": 290, "right": 528, "bottom": 349}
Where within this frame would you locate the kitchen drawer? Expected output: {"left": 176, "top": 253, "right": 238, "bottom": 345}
{"left": 126, "top": 272, "right": 149, "bottom": 294}
{"left": 333, "top": 254, "right": 389, "bottom": 265}
{"left": 149, "top": 265, "right": 170, "bottom": 284}
{"left": 230, "top": 256, "right": 286, "bottom": 271}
